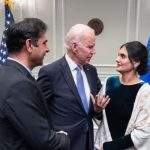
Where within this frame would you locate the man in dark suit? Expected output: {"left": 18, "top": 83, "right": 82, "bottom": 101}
{"left": 0, "top": 18, "right": 70, "bottom": 150}
{"left": 37, "top": 24, "right": 109, "bottom": 150}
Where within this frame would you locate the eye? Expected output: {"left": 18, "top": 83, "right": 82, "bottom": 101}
{"left": 43, "top": 40, "right": 48, "bottom": 45}
{"left": 119, "top": 54, "right": 127, "bottom": 59}
{"left": 87, "top": 45, "right": 94, "bottom": 49}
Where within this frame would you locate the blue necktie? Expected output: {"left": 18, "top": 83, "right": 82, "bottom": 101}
{"left": 76, "top": 66, "right": 89, "bottom": 113}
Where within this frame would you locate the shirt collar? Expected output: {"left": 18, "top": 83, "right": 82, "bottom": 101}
{"left": 7, "top": 57, "right": 32, "bottom": 75}
{"left": 65, "top": 53, "right": 78, "bottom": 71}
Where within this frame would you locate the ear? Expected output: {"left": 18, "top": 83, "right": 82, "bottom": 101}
{"left": 133, "top": 61, "right": 140, "bottom": 69}
{"left": 25, "top": 39, "right": 33, "bottom": 54}
{"left": 71, "top": 42, "right": 77, "bottom": 52}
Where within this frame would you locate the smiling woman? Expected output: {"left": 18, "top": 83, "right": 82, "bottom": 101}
{"left": 95, "top": 41, "right": 150, "bottom": 150}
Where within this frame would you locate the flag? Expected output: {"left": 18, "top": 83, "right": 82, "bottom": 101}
{"left": 140, "top": 37, "right": 150, "bottom": 83}
{"left": 0, "top": 3, "right": 14, "bottom": 65}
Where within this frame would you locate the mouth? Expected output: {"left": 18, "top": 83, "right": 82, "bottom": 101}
{"left": 88, "top": 56, "right": 92, "bottom": 60}
{"left": 86, "top": 58, "right": 91, "bottom": 62}
{"left": 116, "top": 63, "right": 121, "bottom": 67}
{"left": 43, "top": 53, "right": 46, "bottom": 57}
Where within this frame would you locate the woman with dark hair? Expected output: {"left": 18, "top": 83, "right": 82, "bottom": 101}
{"left": 94, "top": 41, "right": 150, "bottom": 150}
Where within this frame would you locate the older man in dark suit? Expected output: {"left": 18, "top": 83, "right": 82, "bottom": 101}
{"left": 37, "top": 24, "right": 109, "bottom": 150}
{"left": 0, "top": 18, "right": 70, "bottom": 150}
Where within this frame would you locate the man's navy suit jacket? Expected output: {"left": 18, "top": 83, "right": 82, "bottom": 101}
{"left": 37, "top": 56, "right": 102, "bottom": 150}
{"left": 0, "top": 59, "right": 69, "bottom": 150}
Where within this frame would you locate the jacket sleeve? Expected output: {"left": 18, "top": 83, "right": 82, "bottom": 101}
{"left": 4, "top": 80, "right": 70, "bottom": 150}
{"left": 37, "top": 66, "right": 53, "bottom": 101}
{"left": 90, "top": 66, "right": 102, "bottom": 120}
{"left": 103, "top": 134, "right": 133, "bottom": 150}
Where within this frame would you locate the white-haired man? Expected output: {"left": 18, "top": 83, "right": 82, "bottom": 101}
{"left": 37, "top": 24, "right": 109, "bottom": 150}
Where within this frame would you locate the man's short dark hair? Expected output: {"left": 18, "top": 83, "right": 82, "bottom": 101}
{"left": 5, "top": 18, "right": 48, "bottom": 53}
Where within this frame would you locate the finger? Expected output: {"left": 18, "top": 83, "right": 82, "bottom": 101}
{"left": 98, "top": 94, "right": 106, "bottom": 105}
{"left": 90, "top": 93, "right": 95, "bottom": 104}
{"left": 100, "top": 95, "right": 109, "bottom": 104}
{"left": 98, "top": 95, "right": 110, "bottom": 107}
{"left": 57, "top": 130, "right": 68, "bottom": 135}
{"left": 102, "top": 98, "right": 110, "bottom": 108}
{"left": 97, "top": 93, "right": 104, "bottom": 103}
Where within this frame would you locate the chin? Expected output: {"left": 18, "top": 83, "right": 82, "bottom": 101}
{"left": 116, "top": 68, "right": 121, "bottom": 73}
{"left": 40, "top": 61, "right": 43, "bottom": 66}
{"left": 85, "top": 60, "right": 90, "bottom": 64}
{"left": 36, "top": 61, "right": 43, "bottom": 67}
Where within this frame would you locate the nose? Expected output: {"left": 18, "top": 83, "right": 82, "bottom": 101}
{"left": 116, "top": 56, "right": 120, "bottom": 63}
{"left": 46, "top": 46, "right": 50, "bottom": 53}
{"left": 91, "top": 48, "right": 96, "bottom": 54}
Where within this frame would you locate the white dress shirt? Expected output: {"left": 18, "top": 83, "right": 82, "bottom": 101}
{"left": 65, "top": 54, "right": 90, "bottom": 107}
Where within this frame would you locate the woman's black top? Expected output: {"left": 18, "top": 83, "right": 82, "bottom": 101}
{"left": 103, "top": 76, "right": 143, "bottom": 150}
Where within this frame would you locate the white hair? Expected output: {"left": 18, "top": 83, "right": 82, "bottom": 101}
{"left": 64, "top": 24, "right": 94, "bottom": 49}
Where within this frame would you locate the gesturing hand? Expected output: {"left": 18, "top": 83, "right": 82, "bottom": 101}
{"left": 100, "top": 147, "right": 104, "bottom": 150}
{"left": 90, "top": 93, "right": 110, "bottom": 112}
{"left": 57, "top": 130, "right": 68, "bottom": 136}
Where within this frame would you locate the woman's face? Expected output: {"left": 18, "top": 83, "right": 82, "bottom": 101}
{"left": 116, "top": 46, "right": 135, "bottom": 74}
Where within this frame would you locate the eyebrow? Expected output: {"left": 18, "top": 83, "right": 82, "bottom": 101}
{"left": 43, "top": 40, "right": 48, "bottom": 44}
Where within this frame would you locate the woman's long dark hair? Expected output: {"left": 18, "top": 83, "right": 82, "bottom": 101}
{"left": 120, "top": 41, "right": 148, "bottom": 75}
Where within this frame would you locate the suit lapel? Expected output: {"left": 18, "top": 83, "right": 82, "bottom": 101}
{"left": 59, "top": 57, "right": 86, "bottom": 111}
{"left": 83, "top": 65, "right": 94, "bottom": 93}
{"left": 4, "top": 59, "right": 35, "bottom": 82}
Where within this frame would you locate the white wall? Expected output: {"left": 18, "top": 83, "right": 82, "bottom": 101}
{"left": 0, "top": 0, "right": 150, "bottom": 79}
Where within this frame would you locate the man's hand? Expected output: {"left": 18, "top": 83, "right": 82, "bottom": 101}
{"left": 100, "top": 147, "right": 104, "bottom": 150}
{"left": 90, "top": 93, "right": 110, "bottom": 112}
{"left": 57, "top": 130, "right": 68, "bottom": 136}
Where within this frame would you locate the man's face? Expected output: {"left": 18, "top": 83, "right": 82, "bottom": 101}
{"left": 30, "top": 34, "right": 49, "bottom": 67}
{"left": 74, "top": 32, "right": 96, "bottom": 65}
